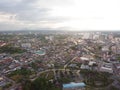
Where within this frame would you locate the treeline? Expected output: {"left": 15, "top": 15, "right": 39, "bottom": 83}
{"left": 80, "top": 69, "right": 113, "bottom": 87}
{"left": 7, "top": 68, "right": 33, "bottom": 83}
{"left": 22, "top": 77, "right": 61, "bottom": 90}
{"left": 0, "top": 45, "right": 26, "bottom": 54}
{"left": 8, "top": 68, "right": 32, "bottom": 77}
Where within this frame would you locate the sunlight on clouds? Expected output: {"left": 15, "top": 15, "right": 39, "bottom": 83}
{"left": 50, "top": 0, "right": 120, "bottom": 31}
{"left": 0, "top": 0, "right": 120, "bottom": 30}
{"left": 0, "top": 13, "right": 17, "bottom": 23}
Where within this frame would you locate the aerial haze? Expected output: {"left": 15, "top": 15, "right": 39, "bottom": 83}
{"left": 0, "top": 1, "right": 120, "bottom": 90}
{"left": 0, "top": 0, "right": 120, "bottom": 31}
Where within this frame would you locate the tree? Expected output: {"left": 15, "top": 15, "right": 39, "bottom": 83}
{"left": 22, "top": 77, "right": 61, "bottom": 90}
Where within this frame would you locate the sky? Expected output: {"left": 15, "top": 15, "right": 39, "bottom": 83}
{"left": 0, "top": 0, "right": 120, "bottom": 31}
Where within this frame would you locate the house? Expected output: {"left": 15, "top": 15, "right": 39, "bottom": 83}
{"left": 100, "top": 63, "right": 113, "bottom": 73}
{"left": 81, "top": 64, "right": 90, "bottom": 70}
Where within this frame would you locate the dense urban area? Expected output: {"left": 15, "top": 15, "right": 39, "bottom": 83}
{"left": 0, "top": 31, "right": 120, "bottom": 90}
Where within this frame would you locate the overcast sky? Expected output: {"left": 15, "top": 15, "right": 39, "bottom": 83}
{"left": 0, "top": 0, "right": 120, "bottom": 31}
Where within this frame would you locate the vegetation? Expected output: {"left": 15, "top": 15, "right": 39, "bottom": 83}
{"left": 40, "top": 71, "right": 54, "bottom": 80}
{"left": 117, "top": 56, "right": 120, "bottom": 61}
{"left": 22, "top": 77, "right": 61, "bottom": 90}
{"left": 0, "top": 45, "right": 26, "bottom": 54}
{"left": 2, "top": 82, "right": 12, "bottom": 89}
{"left": 29, "top": 62, "right": 38, "bottom": 70}
{"left": 108, "top": 86, "right": 120, "bottom": 90}
{"left": 80, "top": 69, "right": 113, "bottom": 87}
{"left": 8, "top": 68, "right": 32, "bottom": 82}
{"left": 55, "top": 35, "right": 69, "bottom": 40}
{"left": 0, "top": 87, "right": 2, "bottom": 90}
{"left": 8, "top": 68, "right": 32, "bottom": 76}
{"left": 58, "top": 77, "right": 71, "bottom": 84}
{"left": 70, "top": 45, "right": 78, "bottom": 50}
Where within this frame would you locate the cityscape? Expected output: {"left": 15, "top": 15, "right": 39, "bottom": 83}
{"left": 0, "top": 31, "right": 120, "bottom": 90}
{"left": 0, "top": 0, "right": 120, "bottom": 90}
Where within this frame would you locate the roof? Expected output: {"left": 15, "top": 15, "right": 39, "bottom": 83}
{"left": 63, "top": 82, "right": 86, "bottom": 89}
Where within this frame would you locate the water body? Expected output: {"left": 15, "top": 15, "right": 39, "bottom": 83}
{"left": 35, "top": 49, "right": 46, "bottom": 55}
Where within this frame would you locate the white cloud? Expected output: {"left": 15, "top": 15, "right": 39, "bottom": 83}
{"left": 0, "top": 0, "right": 120, "bottom": 31}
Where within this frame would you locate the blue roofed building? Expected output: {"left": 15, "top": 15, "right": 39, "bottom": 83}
{"left": 63, "top": 82, "right": 86, "bottom": 90}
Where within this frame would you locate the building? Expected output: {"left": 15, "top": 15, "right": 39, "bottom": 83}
{"left": 100, "top": 63, "right": 113, "bottom": 73}
{"left": 63, "top": 82, "right": 86, "bottom": 90}
{"left": 21, "top": 43, "right": 31, "bottom": 48}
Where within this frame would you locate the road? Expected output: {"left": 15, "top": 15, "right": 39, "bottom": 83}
{"left": 30, "top": 68, "right": 79, "bottom": 81}
{"left": 64, "top": 57, "right": 78, "bottom": 69}
{"left": 8, "top": 45, "right": 106, "bottom": 89}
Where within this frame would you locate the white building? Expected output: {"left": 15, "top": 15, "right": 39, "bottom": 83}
{"left": 21, "top": 43, "right": 31, "bottom": 48}
{"left": 100, "top": 63, "right": 113, "bottom": 73}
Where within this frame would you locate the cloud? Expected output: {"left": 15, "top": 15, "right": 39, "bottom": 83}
{"left": 0, "top": 0, "right": 53, "bottom": 30}
{"left": 0, "top": 0, "right": 72, "bottom": 30}
{"left": 0, "top": 0, "right": 49, "bottom": 21}
{"left": 0, "top": 0, "right": 120, "bottom": 31}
